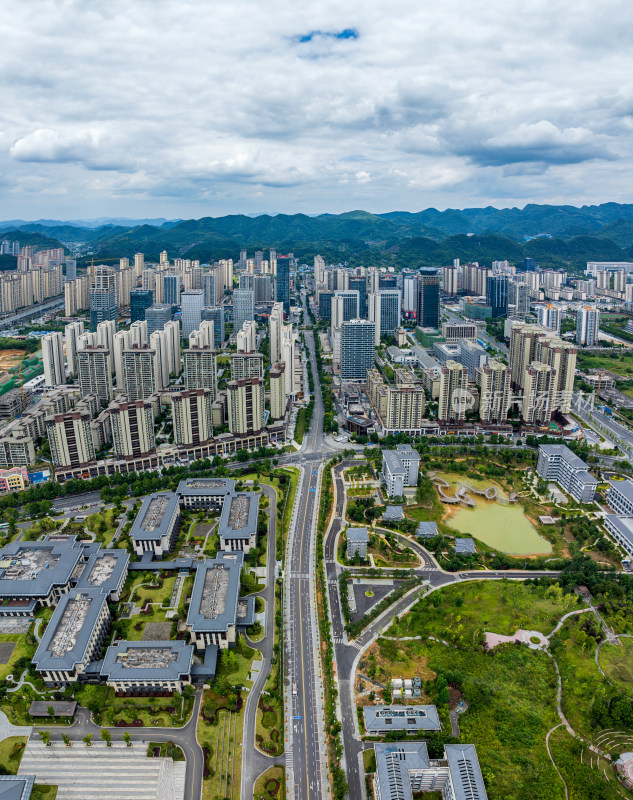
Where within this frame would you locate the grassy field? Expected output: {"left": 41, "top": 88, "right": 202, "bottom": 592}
{"left": 294, "top": 408, "right": 307, "bottom": 444}
{"left": 85, "top": 508, "right": 122, "bottom": 545}
{"left": 548, "top": 725, "right": 623, "bottom": 800}
{"left": 253, "top": 766, "right": 285, "bottom": 800}
{"left": 393, "top": 581, "right": 580, "bottom": 647}
{"left": 0, "top": 631, "right": 35, "bottom": 681}
{"left": 599, "top": 637, "right": 633, "bottom": 690}
{"left": 577, "top": 350, "right": 633, "bottom": 377}
{"left": 0, "top": 735, "right": 25, "bottom": 773}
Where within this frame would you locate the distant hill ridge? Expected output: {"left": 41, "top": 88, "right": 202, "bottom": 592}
{"left": 3, "top": 203, "right": 633, "bottom": 269}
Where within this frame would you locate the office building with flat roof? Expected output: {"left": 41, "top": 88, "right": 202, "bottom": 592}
{"left": 76, "top": 549, "right": 130, "bottom": 601}
{"left": 218, "top": 492, "right": 260, "bottom": 553}
{"left": 177, "top": 478, "right": 235, "bottom": 511}
{"left": 233, "top": 289, "right": 254, "bottom": 330}
{"left": 0, "top": 536, "right": 84, "bottom": 616}
{"left": 100, "top": 640, "right": 194, "bottom": 694}
{"left": 33, "top": 588, "right": 111, "bottom": 685}
{"left": 607, "top": 478, "right": 633, "bottom": 517}
{"left": 374, "top": 742, "right": 488, "bottom": 800}
{"left": 364, "top": 705, "right": 441, "bottom": 733}
{"left": 186, "top": 552, "right": 244, "bottom": 650}
{"left": 129, "top": 492, "right": 180, "bottom": 557}
{"left": 181, "top": 290, "right": 204, "bottom": 339}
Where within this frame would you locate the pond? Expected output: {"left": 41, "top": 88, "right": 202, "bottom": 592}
{"left": 449, "top": 498, "right": 552, "bottom": 555}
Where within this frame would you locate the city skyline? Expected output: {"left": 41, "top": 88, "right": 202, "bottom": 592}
{"left": 2, "top": 1, "right": 633, "bottom": 218}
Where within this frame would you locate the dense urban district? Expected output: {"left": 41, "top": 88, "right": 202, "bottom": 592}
{"left": 1, "top": 228, "right": 633, "bottom": 800}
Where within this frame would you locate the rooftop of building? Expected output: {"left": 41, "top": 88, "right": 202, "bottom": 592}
{"left": 0, "top": 536, "right": 83, "bottom": 599}
{"left": 455, "top": 537, "right": 477, "bottom": 554}
{"left": 417, "top": 521, "right": 439, "bottom": 537}
{"left": 383, "top": 506, "right": 404, "bottom": 521}
{"left": 347, "top": 527, "right": 369, "bottom": 543}
{"left": 76, "top": 549, "right": 130, "bottom": 594}
{"left": 100, "top": 640, "right": 193, "bottom": 682}
{"left": 538, "top": 443, "right": 590, "bottom": 470}
{"left": 608, "top": 478, "right": 633, "bottom": 503}
{"left": 130, "top": 492, "right": 179, "bottom": 542}
{"left": 364, "top": 704, "right": 441, "bottom": 732}
{"left": 33, "top": 588, "right": 108, "bottom": 672}
{"left": 0, "top": 775, "right": 35, "bottom": 800}
{"left": 176, "top": 477, "right": 236, "bottom": 497}
{"left": 186, "top": 552, "right": 244, "bottom": 633}
{"left": 374, "top": 742, "right": 488, "bottom": 800}
{"left": 604, "top": 515, "right": 633, "bottom": 547}
{"left": 218, "top": 492, "right": 259, "bottom": 540}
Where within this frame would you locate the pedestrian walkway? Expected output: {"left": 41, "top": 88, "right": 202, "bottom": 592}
{"left": 18, "top": 738, "right": 186, "bottom": 800}
{"left": 0, "top": 709, "right": 32, "bottom": 741}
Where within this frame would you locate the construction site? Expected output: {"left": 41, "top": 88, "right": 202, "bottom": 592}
{"left": 49, "top": 593, "right": 92, "bottom": 658}
{"left": 201, "top": 565, "right": 230, "bottom": 619}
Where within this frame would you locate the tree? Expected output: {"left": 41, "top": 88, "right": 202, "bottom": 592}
{"left": 101, "top": 730, "right": 112, "bottom": 746}
{"left": 62, "top": 733, "right": 70, "bottom": 746}
{"left": 46, "top": 705, "right": 55, "bottom": 718}
{"left": 39, "top": 730, "right": 51, "bottom": 746}
{"left": 123, "top": 731, "right": 132, "bottom": 747}
{"left": 83, "top": 734, "right": 92, "bottom": 747}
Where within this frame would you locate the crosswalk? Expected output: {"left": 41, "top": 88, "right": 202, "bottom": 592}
{"left": 333, "top": 637, "right": 364, "bottom": 651}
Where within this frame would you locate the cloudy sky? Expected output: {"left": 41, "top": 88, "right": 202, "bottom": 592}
{"left": 1, "top": 0, "right": 632, "bottom": 220}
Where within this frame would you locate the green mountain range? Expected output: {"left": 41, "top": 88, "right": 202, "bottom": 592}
{"left": 3, "top": 203, "right": 633, "bottom": 269}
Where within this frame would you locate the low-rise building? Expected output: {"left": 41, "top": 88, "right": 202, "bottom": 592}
{"left": 374, "top": 742, "right": 488, "bottom": 800}
{"left": 187, "top": 552, "right": 244, "bottom": 650}
{"left": 0, "top": 466, "right": 29, "bottom": 493}
{"left": 604, "top": 515, "right": 633, "bottom": 558}
{"left": 607, "top": 478, "right": 633, "bottom": 517}
{"left": 100, "top": 640, "right": 194, "bottom": 695}
{"left": 33, "top": 588, "right": 111, "bottom": 685}
{"left": 416, "top": 521, "right": 438, "bottom": 538}
{"left": 381, "top": 445, "right": 420, "bottom": 497}
{"left": 382, "top": 505, "right": 404, "bottom": 523}
{"left": 364, "top": 705, "right": 441, "bottom": 734}
{"left": 0, "top": 536, "right": 84, "bottom": 617}
{"left": 536, "top": 444, "right": 597, "bottom": 503}
{"left": 346, "top": 527, "right": 369, "bottom": 560}
{"left": 218, "top": 492, "right": 260, "bottom": 553}
{"left": 129, "top": 492, "right": 180, "bottom": 557}
{"left": 177, "top": 478, "right": 235, "bottom": 511}
{"left": 455, "top": 537, "right": 476, "bottom": 554}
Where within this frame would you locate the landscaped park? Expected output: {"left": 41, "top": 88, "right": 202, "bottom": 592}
{"left": 359, "top": 575, "right": 633, "bottom": 800}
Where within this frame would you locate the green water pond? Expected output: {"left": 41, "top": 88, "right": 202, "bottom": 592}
{"left": 449, "top": 499, "right": 552, "bottom": 555}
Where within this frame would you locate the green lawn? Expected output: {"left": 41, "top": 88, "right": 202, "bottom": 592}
{"left": 393, "top": 581, "right": 580, "bottom": 647}
{"left": 0, "top": 736, "right": 25, "bottom": 773}
{"left": 294, "top": 408, "right": 307, "bottom": 444}
{"left": 0, "top": 632, "right": 35, "bottom": 680}
{"left": 253, "top": 766, "right": 285, "bottom": 800}
{"left": 599, "top": 637, "right": 633, "bottom": 691}
{"left": 577, "top": 350, "right": 633, "bottom": 378}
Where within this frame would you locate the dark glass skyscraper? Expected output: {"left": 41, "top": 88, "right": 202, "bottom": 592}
{"left": 486, "top": 275, "right": 509, "bottom": 318}
{"left": 130, "top": 289, "right": 154, "bottom": 323}
{"left": 416, "top": 269, "right": 440, "bottom": 329}
{"left": 163, "top": 274, "right": 180, "bottom": 306}
{"left": 276, "top": 256, "right": 290, "bottom": 315}
{"left": 348, "top": 276, "right": 368, "bottom": 318}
